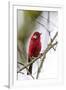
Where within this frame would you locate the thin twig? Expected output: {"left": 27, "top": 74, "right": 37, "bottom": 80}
{"left": 17, "top": 54, "right": 42, "bottom": 73}
{"left": 40, "top": 15, "right": 58, "bottom": 28}
{"left": 36, "top": 41, "right": 58, "bottom": 79}
{"left": 17, "top": 62, "right": 34, "bottom": 79}
{"left": 18, "top": 71, "right": 25, "bottom": 74}
{"left": 36, "top": 55, "right": 45, "bottom": 79}
{"left": 49, "top": 32, "right": 58, "bottom": 44}
{"left": 31, "top": 15, "right": 51, "bottom": 33}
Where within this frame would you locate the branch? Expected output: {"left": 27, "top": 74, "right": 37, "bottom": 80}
{"left": 40, "top": 15, "right": 58, "bottom": 28}
{"left": 50, "top": 32, "right": 58, "bottom": 43}
{"left": 17, "top": 62, "right": 34, "bottom": 79}
{"left": 36, "top": 41, "right": 58, "bottom": 79}
{"left": 17, "top": 54, "right": 42, "bottom": 73}
{"left": 36, "top": 55, "right": 45, "bottom": 79}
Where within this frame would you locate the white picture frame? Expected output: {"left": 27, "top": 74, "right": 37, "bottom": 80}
{"left": 8, "top": 1, "right": 64, "bottom": 88}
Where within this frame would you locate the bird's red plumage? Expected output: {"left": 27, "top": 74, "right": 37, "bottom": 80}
{"left": 28, "top": 32, "right": 41, "bottom": 57}
{"left": 27, "top": 32, "right": 41, "bottom": 75}
{"left": 29, "top": 37, "right": 41, "bottom": 57}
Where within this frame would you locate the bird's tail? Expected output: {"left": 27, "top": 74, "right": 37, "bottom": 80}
{"left": 27, "top": 57, "right": 32, "bottom": 75}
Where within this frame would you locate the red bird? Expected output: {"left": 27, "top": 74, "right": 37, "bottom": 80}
{"left": 27, "top": 32, "right": 41, "bottom": 75}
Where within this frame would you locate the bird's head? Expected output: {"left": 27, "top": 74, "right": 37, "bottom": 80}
{"left": 31, "top": 32, "right": 41, "bottom": 40}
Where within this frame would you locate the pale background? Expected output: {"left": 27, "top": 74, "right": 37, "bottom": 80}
{"left": 0, "top": 0, "right": 66, "bottom": 90}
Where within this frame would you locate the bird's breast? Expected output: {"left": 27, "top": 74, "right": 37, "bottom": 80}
{"left": 29, "top": 39, "right": 41, "bottom": 57}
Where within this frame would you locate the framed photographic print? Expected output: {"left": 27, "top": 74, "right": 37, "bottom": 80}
{"left": 8, "top": 1, "right": 64, "bottom": 88}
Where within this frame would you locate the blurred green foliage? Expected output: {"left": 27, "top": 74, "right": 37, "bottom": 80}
{"left": 18, "top": 10, "right": 42, "bottom": 42}
{"left": 17, "top": 10, "right": 42, "bottom": 63}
